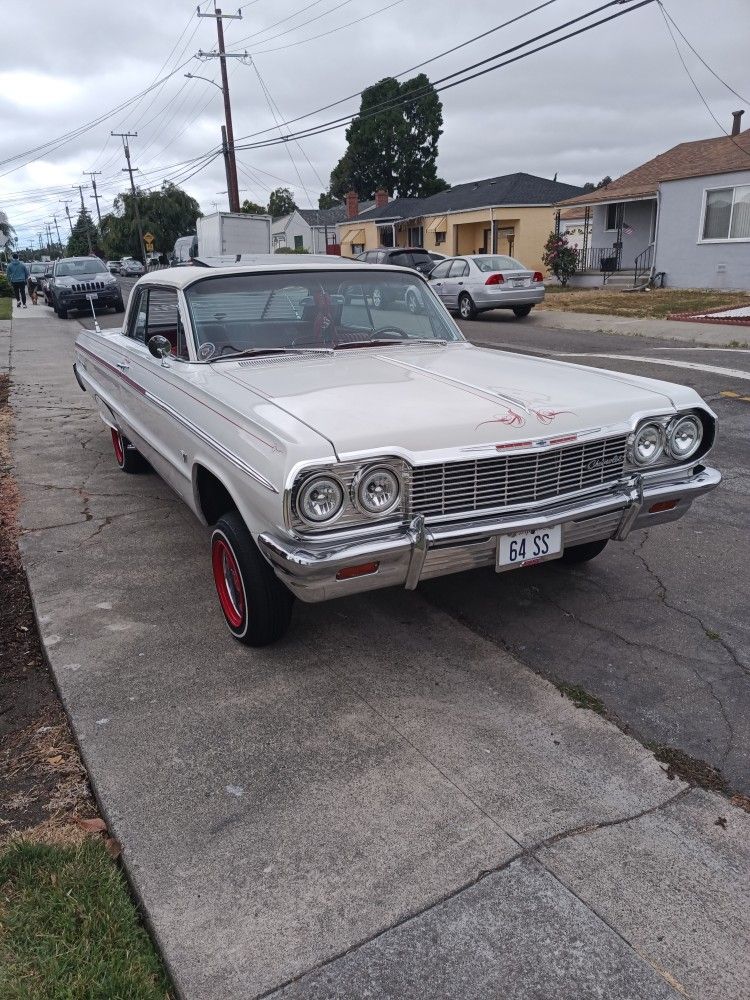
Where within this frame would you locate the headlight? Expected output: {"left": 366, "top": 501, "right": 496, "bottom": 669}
{"left": 353, "top": 465, "right": 401, "bottom": 516}
{"left": 296, "top": 475, "right": 344, "bottom": 524}
{"left": 632, "top": 422, "right": 664, "bottom": 465}
{"left": 667, "top": 415, "right": 702, "bottom": 460}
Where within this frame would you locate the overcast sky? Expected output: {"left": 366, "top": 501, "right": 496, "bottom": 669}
{"left": 1, "top": 0, "right": 748, "bottom": 248}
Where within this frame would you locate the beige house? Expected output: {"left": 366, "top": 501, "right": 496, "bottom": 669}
{"left": 338, "top": 174, "right": 584, "bottom": 273}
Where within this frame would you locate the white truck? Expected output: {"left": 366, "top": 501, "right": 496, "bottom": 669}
{"left": 196, "top": 212, "right": 272, "bottom": 257}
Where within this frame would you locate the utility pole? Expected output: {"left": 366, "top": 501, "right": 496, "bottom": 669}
{"left": 59, "top": 200, "right": 74, "bottom": 236}
{"left": 73, "top": 184, "right": 94, "bottom": 254}
{"left": 84, "top": 170, "right": 103, "bottom": 225}
{"left": 52, "top": 214, "right": 63, "bottom": 251}
{"left": 111, "top": 131, "right": 146, "bottom": 263}
{"left": 45, "top": 223, "right": 53, "bottom": 254}
{"left": 197, "top": 6, "right": 244, "bottom": 212}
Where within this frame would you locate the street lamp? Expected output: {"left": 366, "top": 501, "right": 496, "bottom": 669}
{"left": 184, "top": 73, "right": 224, "bottom": 92}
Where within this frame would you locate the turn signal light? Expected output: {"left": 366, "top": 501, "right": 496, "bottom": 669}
{"left": 336, "top": 562, "right": 380, "bottom": 580}
{"left": 532, "top": 271, "right": 544, "bottom": 282}
{"left": 649, "top": 500, "right": 679, "bottom": 513}
{"left": 485, "top": 273, "right": 505, "bottom": 285}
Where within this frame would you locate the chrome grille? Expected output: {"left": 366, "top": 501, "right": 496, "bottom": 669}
{"left": 71, "top": 280, "right": 106, "bottom": 292}
{"left": 410, "top": 436, "right": 628, "bottom": 519}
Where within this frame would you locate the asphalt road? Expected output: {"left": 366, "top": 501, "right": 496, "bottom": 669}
{"left": 81, "top": 281, "right": 750, "bottom": 794}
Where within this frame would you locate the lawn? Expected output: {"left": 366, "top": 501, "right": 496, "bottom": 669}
{"left": 539, "top": 286, "right": 750, "bottom": 320}
{"left": 0, "top": 297, "right": 11, "bottom": 320}
{"left": 0, "top": 840, "right": 173, "bottom": 1000}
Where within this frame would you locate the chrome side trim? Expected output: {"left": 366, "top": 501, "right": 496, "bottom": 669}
{"left": 145, "top": 392, "right": 279, "bottom": 493}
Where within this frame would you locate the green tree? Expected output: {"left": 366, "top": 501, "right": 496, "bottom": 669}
{"left": 241, "top": 198, "right": 267, "bottom": 214}
{"left": 329, "top": 74, "right": 448, "bottom": 200}
{"left": 318, "top": 192, "right": 340, "bottom": 210}
{"left": 542, "top": 231, "right": 578, "bottom": 286}
{"left": 100, "top": 182, "right": 201, "bottom": 259}
{"left": 66, "top": 208, "right": 101, "bottom": 257}
{"left": 268, "top": 187, "right": 296, "bottom": 218}
{"left": 581, "top": 175, "right": 612, "bottom": 193}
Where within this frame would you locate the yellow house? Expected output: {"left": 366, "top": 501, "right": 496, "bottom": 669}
{"left": 338, "top": 173, "right": 585, "bottom": 274}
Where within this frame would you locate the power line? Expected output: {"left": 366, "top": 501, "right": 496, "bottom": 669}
{"left": 658, "top": 2, "right": 750, "bottom": 159}
{"left": 232, "top": 0, "right": 567, "bottom": 144}
{"left": 235, "top": 0, "right": 655, "bottom": 152}
{"left": 659, "top": 3, "right": 748, "bottom": 105}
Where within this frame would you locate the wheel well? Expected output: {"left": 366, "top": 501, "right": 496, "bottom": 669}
{"left": 195, "top": 465, "right": 237, "bottom": 525}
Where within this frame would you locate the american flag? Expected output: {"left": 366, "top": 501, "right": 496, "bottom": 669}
{"left": 623, "top": 221, "right": 634, "bottom": 236}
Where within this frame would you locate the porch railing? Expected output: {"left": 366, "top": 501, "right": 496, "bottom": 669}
{"left": 574, "top": 246, "right": 621, "bottom": 273}
{"left": 633, "top": 243, "right": 654, "bottom": 286}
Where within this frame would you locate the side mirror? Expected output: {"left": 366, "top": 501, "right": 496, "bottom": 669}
{"left": 148, "top": 335, "right": 172, "bottom": 360}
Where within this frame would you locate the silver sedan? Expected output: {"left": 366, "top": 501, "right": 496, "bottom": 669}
{"left": 428, "top": 254, "right": 545, "bottom": 320}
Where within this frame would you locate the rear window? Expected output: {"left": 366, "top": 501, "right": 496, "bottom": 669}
{"left": 472, "top": 255, "right": 524, "bottom": 272}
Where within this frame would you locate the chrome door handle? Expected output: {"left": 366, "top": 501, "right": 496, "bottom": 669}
{"left": 116, "top": 361, "right": 130, "bottom": 370}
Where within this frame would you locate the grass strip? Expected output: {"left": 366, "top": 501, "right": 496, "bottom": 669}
{"left": 0, "top": 838, "right": 172, "bottom": 1000}
{"left": 0, "top": 298, "right": 11, "bottom": 321}
{"left": 540, "top": 287, "right": 749, "bottom": 319}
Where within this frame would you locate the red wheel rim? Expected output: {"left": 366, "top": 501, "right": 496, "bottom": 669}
{"left": 111, "top": 428, "right": 125, "bottom": 466}
{"left": 212, "top": 537, "right": 246, "bottom": 629}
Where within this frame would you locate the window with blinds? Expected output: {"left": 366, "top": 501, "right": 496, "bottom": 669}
{"left": 702, "top": 185, "right": 750, "bottom": 240}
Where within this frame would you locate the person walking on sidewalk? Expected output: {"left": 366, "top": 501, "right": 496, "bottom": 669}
{"left": 6, "top": 254, "right": 29, "bottom": 308}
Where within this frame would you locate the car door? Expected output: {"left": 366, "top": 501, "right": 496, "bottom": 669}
{"left": 428, "top": 259, "right": 453, "bottom": 303}
{"left": 107, "top": 285, "right": 196, "bottom": 499}
{"left": 443, "top": 259, "right": 469, "bottom": 309}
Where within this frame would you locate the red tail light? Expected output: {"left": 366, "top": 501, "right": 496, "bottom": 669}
{"left": 485, "top": 273, "right": 505, "bottom": 285}
{"left": 532, "top": 271, "right": 544, "bottom": 282}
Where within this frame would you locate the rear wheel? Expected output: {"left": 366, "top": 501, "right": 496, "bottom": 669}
{"left": 111, "top": 428, "right": 144, "bottom": 473}
{"left": 561, "top": 539, "right": 608, "bottom": 564}
{"left": 513, "top": 305, "right": 533, "bottom": 318}
{"left": 458, "top": 293, "right": 476, "bottom": 320}
{"left": 211, "top": 510, "right": 293, "bottom": 646}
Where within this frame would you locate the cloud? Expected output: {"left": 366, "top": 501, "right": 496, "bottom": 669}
{"left": 2, "top": 0, "right": 748, "bottom": 246}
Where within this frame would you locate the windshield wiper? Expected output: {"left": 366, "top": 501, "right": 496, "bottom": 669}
{"left": 209, "top": 346, "right": 333, "bottom": 362}
{"left": 332, "top": 338, "right": 448, "bottom": 350}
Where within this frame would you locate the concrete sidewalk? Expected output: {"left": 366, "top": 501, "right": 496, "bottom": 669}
{"left": 534, "top": 307, "right": 750, "bottom": 346}
{"left": 7, "top": 312, "right": 750, "bottom": 1000}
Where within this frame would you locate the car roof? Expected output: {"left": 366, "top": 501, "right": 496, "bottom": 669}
{"left": 132, "top": 262, "right": 424, "bottom": 289}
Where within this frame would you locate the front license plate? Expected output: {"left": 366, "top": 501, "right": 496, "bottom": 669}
{"left": 496, "top": 525, "right": 562, "bottom": 571}
{"left": 86, "top": 293, "right": 98, "bottom": 300}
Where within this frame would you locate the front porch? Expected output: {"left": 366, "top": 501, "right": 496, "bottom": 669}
{"left": 558, "top": 197, "right": 657, "bottom": 287}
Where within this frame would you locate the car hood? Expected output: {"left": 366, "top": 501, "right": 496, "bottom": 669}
{"left": 216, "top": 342, "right": 698, "bottom": 460}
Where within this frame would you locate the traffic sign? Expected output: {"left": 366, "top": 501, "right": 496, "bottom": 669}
{"left": 143, "top": 232, "right": 155, "bottom": 251}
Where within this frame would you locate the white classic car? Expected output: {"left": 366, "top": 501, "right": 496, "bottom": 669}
{"left": 73, "top": 262, "right": 720, "bottom": 646}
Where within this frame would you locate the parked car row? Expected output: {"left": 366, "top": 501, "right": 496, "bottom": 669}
{"left": 355, "top": 248, "right": 545, "bottom": 319}
{"left": 107, "top": 257, "right": 145, "bottom": 277}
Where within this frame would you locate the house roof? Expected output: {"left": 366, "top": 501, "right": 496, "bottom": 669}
{"left": 560, "top": 207, "right": 586, "bottom": 220}
{"left": 295, "top": 201, "right": 375, "bottom": 227}
{"left": 558, "top": 129, "right": 750, "bottom": 207}
{"left": 344, "top": 174, "right": 584, "bottom": 223}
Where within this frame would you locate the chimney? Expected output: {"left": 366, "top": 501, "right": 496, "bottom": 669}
{"left": 375, "top": 188, "right": 389, "bottom": 208}
{"left": 731, "top": 109, "right": 744, "bottom": 135}
{"left": 346, "top": 190, "right": 359, "bottom": 219}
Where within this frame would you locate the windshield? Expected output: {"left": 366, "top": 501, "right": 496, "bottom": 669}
{"left": 472, "top": 255, "right": 525, "bottom": 272}
{"left": 29, "top": 263, "right": 46, "bottom": 274}
{"left": 56, "top": 259, "right": 108, "bottom": 276}
{"left": 185, "top": 270, "right": 463, "bottom": 357}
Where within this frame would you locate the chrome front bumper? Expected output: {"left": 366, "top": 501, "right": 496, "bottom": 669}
{"left": 257, "top": 465, "right": 720, "bottom": 603}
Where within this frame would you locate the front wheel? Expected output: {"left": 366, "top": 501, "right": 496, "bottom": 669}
{"left": 458, "top": 293, "right": 476, "bottom": 320}
{"left": 114, "top": 296, "right": 125, "bottom": 313}
{"left": 560, "top": 539, "right": 608, "bottom": 564}
{"left": 211, "top": 510, "right": 293, "bottom": 646}
{"left": 513, "top": 305, "right": 533, "bottom": 318}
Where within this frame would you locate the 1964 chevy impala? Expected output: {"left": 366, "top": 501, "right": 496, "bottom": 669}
{"left": 73, "top": 263, "right": 720, "bottom": 646}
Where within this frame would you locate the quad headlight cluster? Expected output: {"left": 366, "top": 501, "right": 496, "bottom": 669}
{"left": 293, "top": 463, "right": 403, "bottom": 528}
{"left": 630, "top": 413, "right": 705, "bottom": 467}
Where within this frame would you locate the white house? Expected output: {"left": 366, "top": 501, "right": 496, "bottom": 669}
{"left": 557, "top": 112, "right": 750, "bottom": 289}
{"left": 271, "top": 202, "right": 376, "bottom": 254}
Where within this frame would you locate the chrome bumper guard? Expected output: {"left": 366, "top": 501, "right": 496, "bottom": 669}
{"left": 257, "top": 465, "right": 720, "bottom": 603}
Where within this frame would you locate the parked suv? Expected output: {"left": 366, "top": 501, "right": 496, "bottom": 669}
{"left": 354, "top": 247, "right": 437, "bottom": 309}
{"left": 355, "top": 247, "right": 435, "bottom": 275}
{"left": 48, "top": 256, "right": 125, "bottom": 319}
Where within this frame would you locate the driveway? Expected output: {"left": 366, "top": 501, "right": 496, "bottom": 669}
{"left": 5, "top": 303, "right": 748, "bottom": 999}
